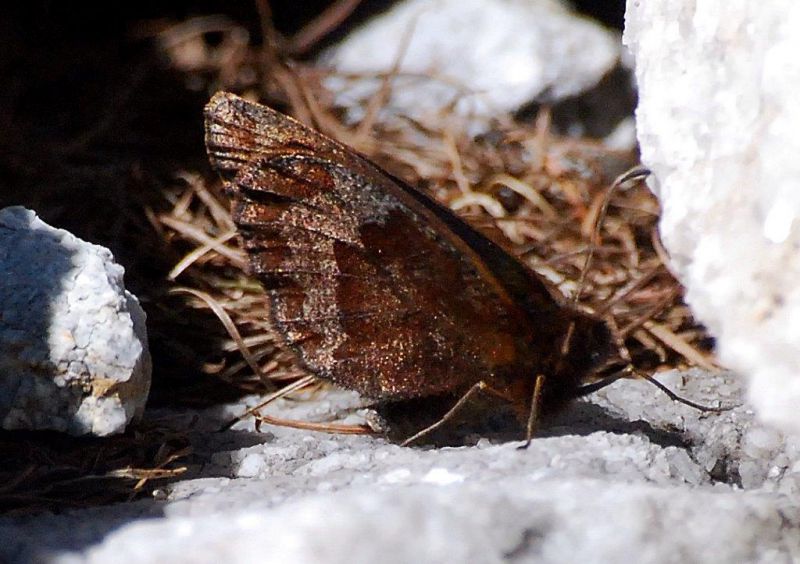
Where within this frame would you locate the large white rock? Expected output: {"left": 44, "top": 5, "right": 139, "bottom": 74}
{"left": 0, "top": 206, "right": 151, "bottom": 435}
{"left": 321, "top": 0, "right": 621, "bottom": 128}
{"left": 624, "top": 2, "right": 800, "bottom": 435}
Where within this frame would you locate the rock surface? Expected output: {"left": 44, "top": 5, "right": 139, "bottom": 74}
{"left": 2, "top": 370, "right": 800, "bottom": 562}
{"left": 624, "top": 1, "right": 800, "bottom": 436}
{"left": 0, "top": 206, "right": 151, "bottom": 436}
{"left": 321, "top": 0, "right": 622, "bottom": 132}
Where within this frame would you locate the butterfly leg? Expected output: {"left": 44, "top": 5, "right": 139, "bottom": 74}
{"left": 518, "top": 374, "right": 546, "bottom": 450}
{"left": 400, "top": 381, "right": 510, "bottom": 447}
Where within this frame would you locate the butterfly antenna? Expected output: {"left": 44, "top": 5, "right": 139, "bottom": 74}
{"left": 563, "top": 167, "right": 650, "bottom": 382}
{"left": 576, "top": 365, "right": 736, "bottom": 413}
{"left": 572, "top": 166, "right": 651, "bottom": 306}
{"left": 574, "top": 368, "right": 629, "bottom": 396}
{"left": 577, "top": 312, "right": 733, "bottom": 412}
{"left": 635, "top": 369, "right": 737, "bottom": 412}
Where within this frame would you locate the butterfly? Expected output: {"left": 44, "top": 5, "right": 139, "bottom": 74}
{"left": 204, "top": 92, "right": 623, "bottom": 444}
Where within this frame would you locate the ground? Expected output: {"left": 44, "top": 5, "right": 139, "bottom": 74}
{"left": 3, "top": 369, "right": 798, "bottom": 563}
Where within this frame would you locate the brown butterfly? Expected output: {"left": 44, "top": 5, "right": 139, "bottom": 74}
{"left": 204, "top": 92, "right": 623, "bottom": 444}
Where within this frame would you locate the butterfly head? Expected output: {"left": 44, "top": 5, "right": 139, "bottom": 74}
{"left": 535, "top": 312, "right": 621, "bottom": 415}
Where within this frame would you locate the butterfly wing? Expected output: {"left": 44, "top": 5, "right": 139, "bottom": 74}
{"left": 204, "top": 92, "right": 577, "bottom": 402}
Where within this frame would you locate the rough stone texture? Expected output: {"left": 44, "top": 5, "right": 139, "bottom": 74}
{"left": 0, "top": 206, "right": 151, "bottom": 435}
{"left": 623, "top": 1, "right": 800, "bottom": 436}
{"left": 2, "top": 370, "right": 800, "bottom": 562}
{"left": 321, "top": 0, "right": 622, "bottom": 132}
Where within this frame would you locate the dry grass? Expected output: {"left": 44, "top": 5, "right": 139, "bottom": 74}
{"left": 0, "top": 422, "right": 190, "bottom": 515}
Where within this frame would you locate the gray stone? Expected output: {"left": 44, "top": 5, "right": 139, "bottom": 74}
{"left": 321, "top": 0, "right": 622, "bottom": 133}
{"left": 624, "top": 1, "right": 800, "bottom": 436}
{"left": 2, "top": 370, "right": 800, "bottom": 562}
{"left": 0, "top": 206, "right": 151, "bottom": 436}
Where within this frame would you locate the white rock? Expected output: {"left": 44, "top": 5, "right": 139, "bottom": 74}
{"left": 321, "top": 0, "right": 620, "bottom": 128}
{"left": 623, "top": 1, "right": 800, "bottom": 436}
{"left": 39, "top": 483, "right": 800, "bottom": 564}
{"left": 0, "top": 206, "right": 151, "bottom": 435}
